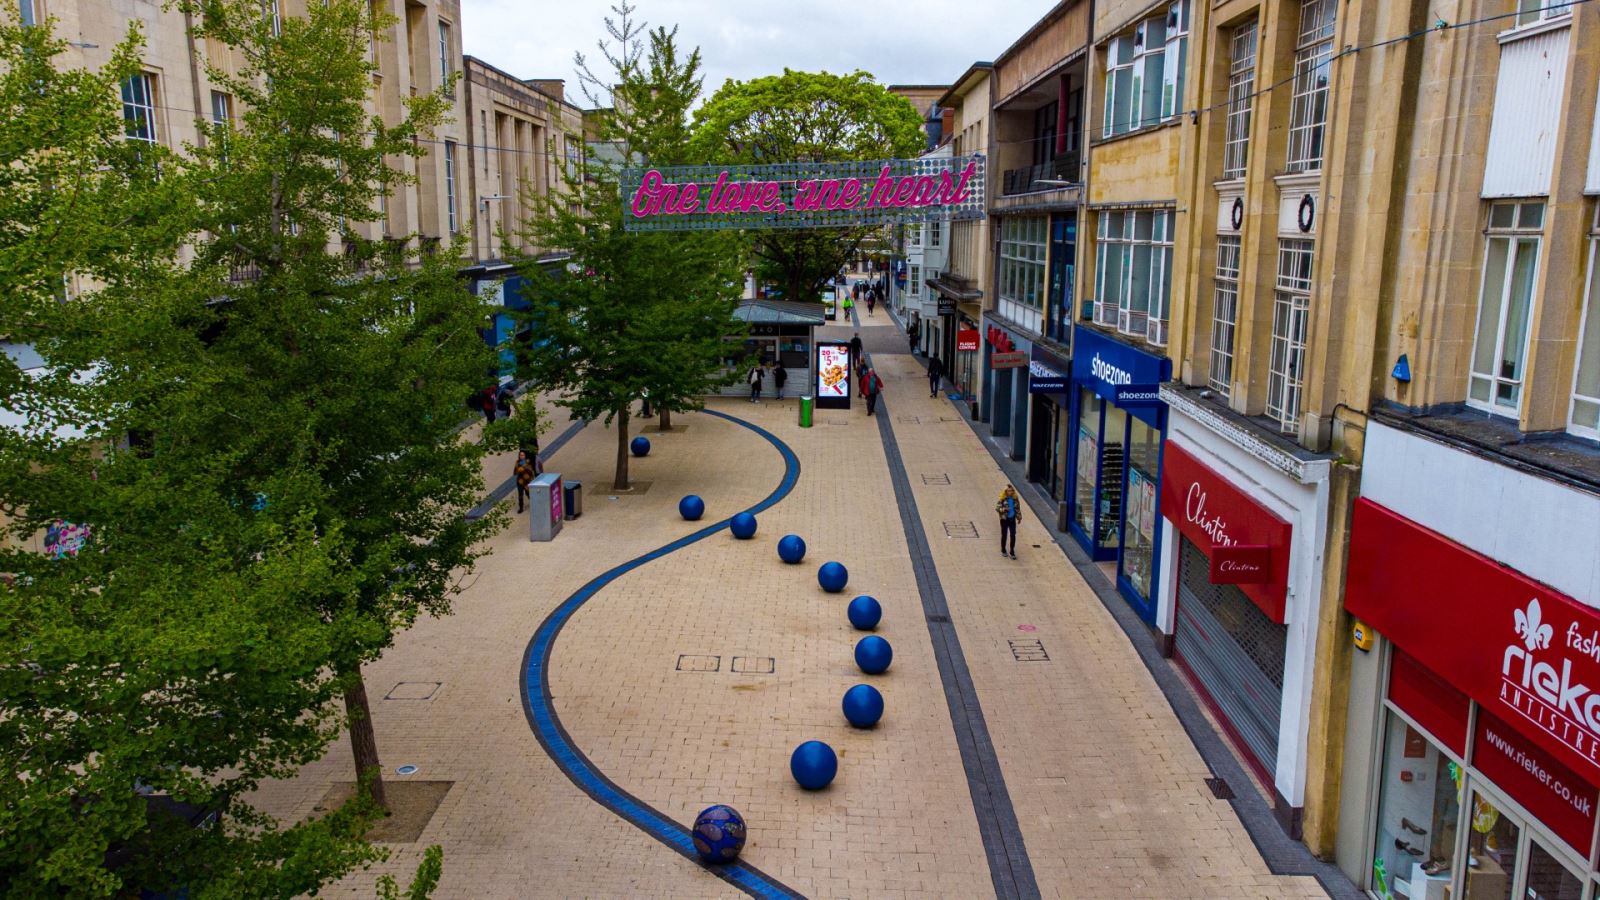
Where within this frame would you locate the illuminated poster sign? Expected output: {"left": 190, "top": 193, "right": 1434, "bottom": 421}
{"left": 815, "top": 341, "right": 853, "bottom": 410}
{"left": 622, "top": 156, "right": 987, "bottom": 232}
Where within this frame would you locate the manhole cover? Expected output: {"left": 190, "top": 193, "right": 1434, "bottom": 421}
{"left": 1008, "top": 639, "right": 1049, "bottom": 662}
{"left": 897, "top": 415, "right": 921, "bottom": 424}
{"left": 921, "top": 473, "right": 951, "bottom": 485}
{"left": 1205, "top": 777, "right": 1235, "bottom": 800}
{"left": 384, "top": 682, "right": 441, "bottom": 701}
{"left": 731, "top": 656, "right": 775, "bottom": 674}
{"left": 943, "top": 521, "right": 979, "bottom": 538}
{"left": 675, "top": 654, "right": 721, "bottom": 672}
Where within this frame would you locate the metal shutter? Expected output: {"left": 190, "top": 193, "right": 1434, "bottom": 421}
{"left": 1174, "top": 537, "right": 1287, "bottom": 777}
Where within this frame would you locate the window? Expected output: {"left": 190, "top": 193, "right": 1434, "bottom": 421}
{"left": 18, "top": 0, "right": 36, "bottom": 26}
{"left": 929, "top": 219, "right": 942, "bottom": 249}
{"left": 1469, "top": 200, "right": 1543, "bottom": 413}
{"left": 1370, "top": 710, "right": 1464, "bottom": 896}
{"left": 999, "top": 216, "right": 1048, "bottom": 334}
{"left": 1210, "top": 235, "right": 1241, "bottom": 396}
{"left": 1267, "top": 239, "right": 1314, "bottom": 432}
{"left": 443, "top": 141, "right": 458, "bottom": 233}
{"left": 1222, "top": 21, "right": 1257, "bottom": 179}
{"left": 265, "top": 0, "right": 281, "bottom": 37}
{"left": 1572, "top": 207, "right": 1600, "bottom": 437}
{"left": 438, "top": 20, "right": 451, "bottom": 85}
{"left": 1129, "top": 18, "right": 1166, "bottom": 131}
{"left": 121, "top": 73, "right": 158, "bottom": 143}
{"left": 1161, "top": 0, "right": 1189, "bottom": 120}
{"left": 1103, "top": 35, "right": 1135, "bottom": 138}
{"left": 908, "top": 223, "right": 922, "bottom": 249}
{"left": 1092, "top": 209, "right": 1174, "bottom": 345}
{"left": 1286, "top": 0, "right": 1336, "bottom": 173}
{"left": 1516, "top": 0, "right": 1571, "bottom": 27}
{"left": 908, "top": 264, "right": 921, "bottom": 301}
{"left": 210, "top": 90, "right": 232, "bottom": 126}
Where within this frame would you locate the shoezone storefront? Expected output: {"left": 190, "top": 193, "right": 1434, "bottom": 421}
{"left": 1155, "top": 385, "right": 1334, "bottom": 836}
{"left": 1064, "top": 326, "right": 1171, "bottom": 621}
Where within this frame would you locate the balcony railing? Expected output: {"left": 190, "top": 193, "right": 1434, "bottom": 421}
{"left": 1002, "top": 154, "right": 1081, "bottom": 196}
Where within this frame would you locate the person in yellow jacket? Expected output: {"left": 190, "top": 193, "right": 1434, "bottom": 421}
{"left": 996, "top": 485, "right": 1021, "bottom": 559}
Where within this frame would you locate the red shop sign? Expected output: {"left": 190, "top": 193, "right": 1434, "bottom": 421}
{"left": 1348, "top": 498, "right": 1600, "bottom": 789}
{"left": 1472, "top": 710, "right": 1598, "bottom": 854}
{"left": 1210, "top": 544, "right": 1273, "bottom": 584}
{"left": 1159, "top": 441, "right": 1292, "bottom": 622}
{"left": 957, "top": 329, "right": 980, "bottom": 352}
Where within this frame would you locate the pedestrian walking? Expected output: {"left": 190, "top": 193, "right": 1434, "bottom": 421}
{"left": 927, "top": 355, "right": 944, "bottom": 398}
{"left": 864, "top": 367, "right": 883, "bottom": 416}
{"left": 908, "top": 319, "right": 921, "bottom": 353}
{"left": 748, "top": 362, "right": 764, "bottom": 402}
{"left": 481, "top": 386, "right": 498, "bottom": 424}
{"left": 774, "top": 362, "right": 788, "bottom": 400}
{"left": 849, "top": 332, "right": 863, "bottom": 369}
{"left": 514, "top": 450, "right": 537, "bottom": 514}
{"left": 866, "top": 293, "right": 876, "bottom": 316}
{"left": 996, "top": 485, "right": 1021, "bottom": 559}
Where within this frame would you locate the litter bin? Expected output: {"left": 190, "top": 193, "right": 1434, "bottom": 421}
{"left": 799, "top": 395, "right": 814, "bottom": 428}
{"left": 563, "top": 481, "right": 582, "bottom": 520}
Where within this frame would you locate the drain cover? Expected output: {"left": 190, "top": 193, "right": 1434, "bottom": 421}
{"left": 1205, "top": 777, "right": 1235, "bottom": 800}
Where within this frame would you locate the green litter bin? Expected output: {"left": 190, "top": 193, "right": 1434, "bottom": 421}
{"left": 799, "top": 395, "right": 814, "bottom": 428}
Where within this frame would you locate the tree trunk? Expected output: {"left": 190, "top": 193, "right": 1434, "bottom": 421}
{"left": 613, "top": 407, "right": 630, "bottom": 491}
{"left": 659, "top": 407, "right": 671, "bottom": 431}
{"left": 341, "top": 666, "right": 388, "bottom": 813}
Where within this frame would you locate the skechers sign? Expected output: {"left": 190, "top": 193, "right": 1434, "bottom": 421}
{"left": 1347, "top": 498, "right": 1600, "bottom": 787}
{"left": 1070, "top": 326, "right": 1171, "bottom": 404}
{"left": 621, "top": 156, "right": 987, "bottom": 232}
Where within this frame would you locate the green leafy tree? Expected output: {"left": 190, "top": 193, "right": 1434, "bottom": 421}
{"left": 513, "top": 3, "right": 743, "bottom": 486}
{"left": 0, "top": 9, "right": 397, "bottom": 898}
{"left": 690, "top": 69, "right": 925, "bottom": 302}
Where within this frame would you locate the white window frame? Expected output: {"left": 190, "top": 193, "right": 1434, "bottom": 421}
{"left": 929, "top": 219, "right": 943, "bottom": 249}
{"left": 1092, "top": 209, "right": 1173, "bottom": 345}
{"left": 1267, "top": 239, "right": 1314, "bottom": 432}
{"left": 1160, "top": 0, "right": 1189, "bottom": 120}
{"left": 1222, "top": 21, "right": 1257, "bottom": 179}
{"left": 1103, "top": 35, "right": 1135, "bottom": 138}
{"left": 999, "top": 216, "right": 1047, "bottom": 334}
{"left": 1211, "top": 235, "right": 1241, "bottom": 397}
{"left": 1286, "top": 0, "right": 1336, "bottom": 174}
{"left": 908, "top": 263, "right": 921, "bottom": 302}
{"left": 265, "top": 0, "right": 281, "bottom": 37}
{"left": 908, "top": 223, "right": 922, "bottom": 249}
{"left": 1468, "top": 200, "right": 1544, "bottom": 415}
{"left": 438, "top": 19, "right": 451, "bottom": 85}
{"left": 121, "top": 72, "right": 158, "bottom": 144}
{"left": 1515, "top": 0, "right": 1572, "bottom": 28}
{"left": 210, "top": 90, "right": 231, "bottom": 126}
{"left": 444, "top": 140, "right": 458, "bottom": 233}
{"left": 1570, "top": 206, "right": 1600, "bottom": 439}
{"left": 1130, "top": 17, "right": 1166, "bottom": 131}
{"left": 19, "top": 0, "right": 37, "bottom": 26}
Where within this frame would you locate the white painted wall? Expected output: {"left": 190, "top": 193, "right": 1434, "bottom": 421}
{"left": 1157, "top": 405, "right": 1332, "bottom": 807}
{"left": 1361, "top": 420, "right": 1600, "bottom": 608}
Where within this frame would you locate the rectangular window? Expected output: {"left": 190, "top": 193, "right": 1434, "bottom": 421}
{"left": 1160, "top": 0, "right": 1189, "bottom": 120}
{"left": 121, "top": 73, "right": 158, "bottom": 144}
{"left": 1210, "top": 235, "right": 1241, "bottom": 396}
{"left": 1129, "top": 18, "right": 1166, "bottom": 131}
{"left": 438, "top": 20, "right": 451, "bottom": 85}
{"left": 1516, "top": 0, "right": 1572, "bottom": 26}
{"left": 1222, "top": 21, "right": 1257, "bottom": 179}
{"left": 1092, "top": 209, "right": 1174, "bottom": 345}
{"left": 929, "top": 219, "right": 942, "bottom": 249}
{"left": 443, "top": 140, "right": 458, "bottom": 233}
{"left": 908, "top": 223, "right": 922, "bottom": 249}
{"left": 1469, "top": 200, "right": 1544, "bottom": 414}
{"left": 19, "top": 0, "right": 36, "bottom": 26}
{"left": 1267, "top": 239, "right": 1314, "bottom": 432}
{"left": 266, "top": 0, "right": 281, "bottom": 37}
{"left": 908, "top": 263, "right": 921, "bottom": 301}
{"left": 210, "top": 90, "right": 232, "bottom": 126}
{"left": 1572, "top": 207, "right": 1600, "bottom": 437}
{"left": 1103, "top": 35, "right": 1135, "bottom": 138}
{"left": 999, "top": 216, "right": 1048, "bottom": 334}
{"left": 1286, "top": 0, "right": 1336, "bottom": 173}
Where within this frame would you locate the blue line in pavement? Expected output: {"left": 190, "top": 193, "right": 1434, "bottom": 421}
{"left": 517, "top": 409, "right": 804, "bottom": 900}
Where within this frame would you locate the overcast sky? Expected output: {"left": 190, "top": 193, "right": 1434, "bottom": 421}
{"left": 460, "top": 0, "right": 1057, "bottom": 108}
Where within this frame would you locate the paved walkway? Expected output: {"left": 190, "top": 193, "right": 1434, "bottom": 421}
{"left": 248, "top": 315, "right": 1340, "bottom": 898}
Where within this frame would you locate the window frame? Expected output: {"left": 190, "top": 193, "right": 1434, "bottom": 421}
{"left": 1103, "top": 35, "right": 1136, "bottom": 138}
{"left": 1129, "top": 17, "right": 1167, "bottom": 132}
{"left": 209, "top": 90, "right": 232, "bottom": 126}
{"left": 929, "top": 219, "right": 943, "bottom": 249}
{"left": 121, "top": 72, "right": 159, "bottom": 144}
{"left": 1467, "top": 200, "right": 1545, "bottom": 416}
{"left": 1210, "top": 234, "right": 1242, "bottom": 397}
{"left": 1286, "top": 0, "right": 1337, "bottom": 174}
{"left": 437, "top": 19, "right": 452, "bottom": 86}
{"left": 1570, "top": 205, "right": 1600, "bottom": 439}
{"left": 1160, "top": 0, "right": 1189, "bottom": 121}
{"left": 1515, "top": 0, "right": 1572, "bottom": 28}
{"left": 1091, "top": 209, "right": 1174, "bottom": 345}
{"left": 1222, "top": 20, "right": 1257, "bottom": 180}
{"left": 19, "top": 0, "right": 37, "bottom": 26}
{"left": 1266, "top": 238, "right": 1314, "bottom": 432}
{"left": 908, "top": 263, "right": 922, "bottom": 302}
{"left": 443, "top": 140, "right": 458, "bottom": 234}
{"left": 999, "top": 216, "right": 1048, "bottom": 334}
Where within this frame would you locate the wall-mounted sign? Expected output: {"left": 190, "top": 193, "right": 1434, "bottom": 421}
{"left": 1209, "top": 544, "right": 1272, "bottom": 584}
{"left": 1071, "top": 325, "right": 1171, "bottom": 403}
{"left": 621, "top": 155, "right": 988, "bottom": 232}
{"left": 937, "top": 297, "right": 956, "bottom": 315}
{"left": 1113, "top": 383, "right": 1163, "bottom": 407}
{"left": 1027, "top": 359, "right": 1069, "bottom": 394}
{"left": 956, "top": 329, "right": 980, "bottom": 352}
{"left": 990, "top": 351, "right": 1028, "bottom": 369}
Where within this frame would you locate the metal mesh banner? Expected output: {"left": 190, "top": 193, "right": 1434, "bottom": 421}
{"left": 620, "top": 155, "right": 986, "bottom": 232}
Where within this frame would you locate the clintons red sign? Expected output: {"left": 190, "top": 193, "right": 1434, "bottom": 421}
{"left": 1348, "top": 498, "right": 1600, "bottom": 789}
{"left": 1159, "top": 441, "right": 1292, "bottom": 622}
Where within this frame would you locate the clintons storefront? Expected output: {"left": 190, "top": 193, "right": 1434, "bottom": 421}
{"left": 1345, "top": 499, "right": 1600, "bottom": 900}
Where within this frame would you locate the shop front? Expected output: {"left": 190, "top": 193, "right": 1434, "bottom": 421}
{"left": 1064, "top": 326, "right": 1170, "bottom": 620}
{"left": 1346, "top": 498, "right": 1600, "bottom": 900}
{"left": 985, "top": 316, "right": 1033, "bottom": 461}
{"left": 953, "top": 316, "right": 981, "bottom": 408}
{"left": 1027, "top": 343, "right": 1072, "bottom": 513}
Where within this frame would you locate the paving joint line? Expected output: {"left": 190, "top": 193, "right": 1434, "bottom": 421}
{"left": 516, "top": 409, "right": 805, "bottom": 900}
{"left": 864, "top": 350, "right": 1041, "bottom": 900}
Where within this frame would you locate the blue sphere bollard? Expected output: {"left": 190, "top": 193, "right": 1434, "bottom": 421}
{"left": 789, "top": 740, "right": 838, "bottom": 790}
{"left": 691, "top": 804, "right": 748, "bottom": 863}
{"left": 730, "top": 512, "right": 758, "bottom": 539}
{"left": 630, "top": 435, "right": 651, "bottom": 457}
{"left": 817, "top": 561, "right": 849, "bottom": 593}
{"left": 842, "top": 684, "right": 885, "bottom": 728}
{"left": 847, "top": 595, "right": 882, "bottom": 631}
{"left": 678, "top": 495, "right": 705, "bottom": 521}
{"left": 777, "top": 534, "right": 807, "bottom": 564}
{"left": 854, "top": 635, "right": 893, "bottom": 674}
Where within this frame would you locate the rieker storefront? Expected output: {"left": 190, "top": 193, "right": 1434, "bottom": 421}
{"left": 1338, "top": 419, "right": 1600, "bottom": 900}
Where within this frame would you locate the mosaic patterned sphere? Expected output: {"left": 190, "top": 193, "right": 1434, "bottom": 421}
{"left": 691, "top": 804, "right": 747, "bottom": 863}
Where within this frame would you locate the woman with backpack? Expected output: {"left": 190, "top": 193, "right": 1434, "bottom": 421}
{"left": 996, "top": 485, "right": 1021, "bottom": 559}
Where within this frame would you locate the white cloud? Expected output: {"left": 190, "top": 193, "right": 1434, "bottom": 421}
{"left": 460, "top": 0, "right": 1056, "bottom": 107}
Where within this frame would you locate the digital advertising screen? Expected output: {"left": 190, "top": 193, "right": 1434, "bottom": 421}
{"left": 815, "top": 342, "right": 852, "bottom": 408}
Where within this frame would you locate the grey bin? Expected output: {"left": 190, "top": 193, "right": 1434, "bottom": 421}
{"left": 563, "top": 481, "right": 582, "bottom": 520}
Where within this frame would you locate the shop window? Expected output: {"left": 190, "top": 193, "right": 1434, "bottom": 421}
{"left": 1267, "top": 239, "right": 1313, "bottom": 433}
{"left": 1370, "top": 710, "right": 1463, "bottom": 900}
{"left": 1461, "top": 791, "right": 1520, "bottom": 899}
{"left": 1469, "top": 200, "right": 1543, "bottom": 415}
{"left": 1286, "top": 0, "right": 1336, "bottom": 173}
{"left": 1210, "top": 235, "right": 1241, "bottom": 397}
{"left": 1523, "top": 839, "right": 1584, "bottom": 899}
{"left": 1074, "top": 388, "right": 1104, "bottom": 541}
{"left": 1092, "top": 209, "right": 1174, "bottom": 345}
{"left": 1222, "top": 21, "right": 1257, "bottom": 180}
{"left": 121, "top": 72, "right": 159, "bottom": 144}
{"left": 1120, "top": 418, "right": 1160, "bottom": 598}
{"left": 1568, "top": 205, "right": 1600, "bottom": 438}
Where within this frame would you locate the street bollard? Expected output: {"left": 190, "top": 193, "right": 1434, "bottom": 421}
{"left": 799, "top": 395, "right": 814, "bottom": 428}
